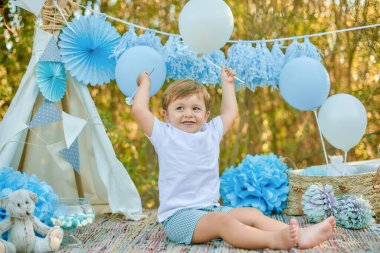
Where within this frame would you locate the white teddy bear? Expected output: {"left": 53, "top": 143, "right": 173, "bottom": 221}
{"left": 0, "top": 189, "right": 63, "bottom": 253}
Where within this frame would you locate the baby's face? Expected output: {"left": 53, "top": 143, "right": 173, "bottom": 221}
{"left": 164, "top": 94, "right": 210, "bottom": 133}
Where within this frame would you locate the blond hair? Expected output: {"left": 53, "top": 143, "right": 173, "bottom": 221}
{"left": 162, "top": 79, "right": 211, "bottom": 111}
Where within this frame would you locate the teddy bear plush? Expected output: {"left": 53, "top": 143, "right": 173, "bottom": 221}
{"left": 0, "top": 189, "right": 63, "bottom": 253}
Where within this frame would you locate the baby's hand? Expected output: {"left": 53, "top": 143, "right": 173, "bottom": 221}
{"left": 137, "top": 71, "right": 151, "bottom": 86}
{"left": 221, "top": 67, "right": 236, "bottom": 85}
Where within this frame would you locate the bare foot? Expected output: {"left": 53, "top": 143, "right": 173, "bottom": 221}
{"left": 270, "top": 218, "right": 299, "bottom": 249}
{"left": 298, "top": 216, "right": 335, "bottom": 249}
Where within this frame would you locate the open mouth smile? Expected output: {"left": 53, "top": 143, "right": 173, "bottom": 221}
{"left": 181, "top": 121, "right": 195, "bottom": 125}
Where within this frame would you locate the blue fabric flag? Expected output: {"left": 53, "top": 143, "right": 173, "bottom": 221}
{"left": 28, "top": 100, "right": 62, "bottom": 128}
{"left": 39, "top": 37, "right": 62, "bottom": 62}
{"left": 59, "top": 138, "right": 80, "bottom": 173}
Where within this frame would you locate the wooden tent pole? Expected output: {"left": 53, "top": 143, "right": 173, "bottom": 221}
{"left": 61, "top": 67, "right": 85, "bottom": 199}
{"left": 41, "top": 0, "right": 84, "bottom": 198}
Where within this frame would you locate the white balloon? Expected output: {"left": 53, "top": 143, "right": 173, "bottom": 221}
{"left": 318, "top": 94, "right": 367, "bottom": 152}
{"left": 179, "top": 0, "right": 234, "bottom": 53}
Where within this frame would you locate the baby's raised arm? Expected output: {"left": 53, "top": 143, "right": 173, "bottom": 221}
{"left": 132, "top": 72, "right": 154, "bottom": 136}
{"left": 220, "top": 67, "right": 238, "bottom": 134}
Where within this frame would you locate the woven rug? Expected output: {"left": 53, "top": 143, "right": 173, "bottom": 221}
{"left": 58, "top": 210, "right": 380, "bottom": 253}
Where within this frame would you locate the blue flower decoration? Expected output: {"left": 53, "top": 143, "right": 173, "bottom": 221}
{"left": 59, "top": 15, "right": 121, "bottom": 86}
{"left": 0, "top": 167, "right": 59, "bottom": 228}
{"left": 226, "top": 41, "right": 256, "bottom": 90}
{"left": 163, "top": 36, "right": 226, "bottom": 85}
{"left": 36, "top": 61, "right": 66, "bottom": 102}
{"left": 220, "top": 153, "right": 290, "bottom": 215}
{"left": 111, "top": 26, "right": 138, "bottom": 59}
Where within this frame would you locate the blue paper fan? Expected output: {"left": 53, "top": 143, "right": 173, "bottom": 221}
{"left": 58, "top": 15, "right": 120, "bottom": 86}
{"left": 36, "top": 62, "right": 66, "bottom": 102}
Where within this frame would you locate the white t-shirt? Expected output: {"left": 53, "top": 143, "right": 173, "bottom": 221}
{"left": 148, "top": 116, "right": 224, "bottom": 222}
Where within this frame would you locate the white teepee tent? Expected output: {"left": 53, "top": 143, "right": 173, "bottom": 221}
{"left": 0, "top": 2, "right": 144, "bottom": 221}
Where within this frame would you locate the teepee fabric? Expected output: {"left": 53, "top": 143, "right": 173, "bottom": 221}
{"left": 0, "top": 28, "right": 145, "bottom": 221}
{"left": 10, "top": 0, "right": 45, "bottom": 16}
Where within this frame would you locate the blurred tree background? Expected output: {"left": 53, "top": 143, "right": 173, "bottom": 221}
{"left": 1, "top": 0, "right": 379, "bottom": 208}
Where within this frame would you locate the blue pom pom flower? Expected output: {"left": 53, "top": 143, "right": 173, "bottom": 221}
{"left": 59, "top": 15, "right": 120, "bottom": 86}
{"left": 220, "top": 153, "right": 289, "bottom": 215}
{"left": 111, "top": 25, "right": 138, "bottom": 59}
{"left": 0, "top": 167, "right": 59, "bottom": 226}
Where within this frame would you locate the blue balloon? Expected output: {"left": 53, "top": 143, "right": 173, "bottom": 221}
{"left": 115, "top": 46, "right": 166, "bottom": 98}
{"left": 279, "top": 57, "right": 330, "bottom": 111}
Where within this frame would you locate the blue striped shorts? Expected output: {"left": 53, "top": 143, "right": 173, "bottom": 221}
{"left": 161, "top": 205, "right": 233, "bottom": 244}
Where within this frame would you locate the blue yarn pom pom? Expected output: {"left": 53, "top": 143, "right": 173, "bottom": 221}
{"left": 199, "top": 50, "right": 226, "bottom": 86}
{"left": 220, "top": 153, "right": 290, "bottom": 215}
{"left": 111, "top": 26, "right": 138, "bottom": 59}
{"left": 284, "top": 38, "right": 322, "bottom": 65}
{"left": 0, "top": 167, "right": 59, "bottom": 227}
{"left": 335, "top": 195, "right": 375, "bottom": 229}
{"left": 271, "top": 42, "right": 285, "bottom": 85}
{"left": 226, "top": 41, "right": 255, "bottom": 90}
{"left": 163, "top": 36, "right": 198, "bottom": 81}
{"left": 163, "top": 36, "right": 226, "bottom": 85}
{"left": 255, "top": 42, "right": 277, "bottom": 89}
{"left": 136, "top": 29, "right": 164, "bottom": 53}
{"left": 303, "top": 37, "right": 322, "bottom": 61}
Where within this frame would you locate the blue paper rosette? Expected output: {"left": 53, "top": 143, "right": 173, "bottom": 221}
{"left": 220, "top": 153, "right": 290, "bottom": 215}
{"left": 36, "top": 61, "right": 66, "bottom": 102}
{"left": 58, "top": 15, "right": 121, "bottom": 86}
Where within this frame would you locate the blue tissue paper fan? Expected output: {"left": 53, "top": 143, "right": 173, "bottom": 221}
{"left": 58, "top": 15, "right": 120, "bottom": 86}
{"left": 36, "top": 61, "right": 66, "bottom": 102}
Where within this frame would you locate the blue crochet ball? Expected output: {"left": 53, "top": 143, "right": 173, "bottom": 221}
{"left": 0, "top": 167, "right": 59, "bottom": 226}
{"left": 220, "top": 153, "right": 290, "bottom": 215}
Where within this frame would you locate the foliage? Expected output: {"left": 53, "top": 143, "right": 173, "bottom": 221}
{"left": 1, "top": 0, "right": 379, "bottom": 208}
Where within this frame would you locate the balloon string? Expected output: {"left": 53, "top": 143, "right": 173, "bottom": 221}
{"left": 125, "top": 90, "right": 137, "bottom": 105}
{"left": 125, "top": 68, "right": 155, "bottom": 106}
{"left": 344, "top": 151, "right": 348, "bottom": 163}
{"left": 203, "top": 56, "right": 245, "bottom": 84}
{"left": 313, "top": 110, "right": 329, "bottom": 165}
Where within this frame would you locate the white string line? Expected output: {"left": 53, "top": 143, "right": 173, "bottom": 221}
{"left": 52, "top": 0, "right": 69, "bottom": 26}
{"left": 77, "top": 3, "right": 174, "bottom": 36}
{"left": 77, "top": 3, "right": 380, "bottom": 43}
{"left": 5, "top": 140, "right": 47, "bottom": 148}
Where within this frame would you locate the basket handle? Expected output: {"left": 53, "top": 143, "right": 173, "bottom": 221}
{"left": 373, "top": 164, "right": 380, "bottom": 189}
{"left": 293, "top": 186, "right": 304, "bottom": 215}
{"left": 282, "top": 157, "right": 299, "bottom": 170}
